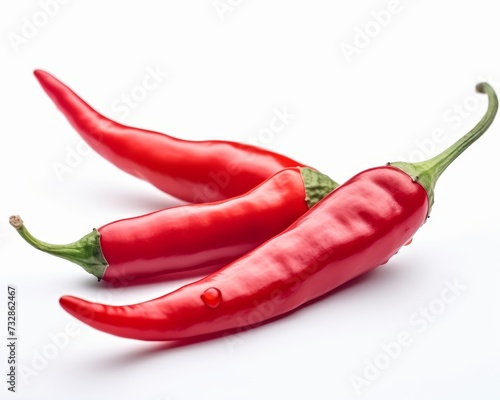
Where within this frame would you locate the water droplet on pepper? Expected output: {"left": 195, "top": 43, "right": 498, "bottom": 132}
{"left": 201, "top": 287, "right": 222, "bottom": 308}
{"left": 404, "top": 238, "right": 413, "bottom": 246}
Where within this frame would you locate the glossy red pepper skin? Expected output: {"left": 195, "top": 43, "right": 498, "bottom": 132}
{"left": 100, "top": 167, "right": 313, "bottom": 282}
{"left": 60, "top": 167, "right": 428, "bottom": 340}
{"left": 11, "top": 167, "right": 337, "bottom": 282}
{"left": 34, "top": 70, "right": 309, "bottom": 203}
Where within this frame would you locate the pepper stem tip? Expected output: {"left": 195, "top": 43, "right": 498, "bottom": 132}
{"left": 9, "top": 215, "right": 24, "bottom": 230}
{"left": 476, "top": 82, "right": 488, "bottom": 94}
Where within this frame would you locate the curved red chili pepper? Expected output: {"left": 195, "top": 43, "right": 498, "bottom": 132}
{"left": 34, "top": 70, "right": 310, "bottom": 203}
{"left": 58, "top": 83, "right": 497, "bottom": 341}
{"left": 10, "top": 167, "right": 337, "bottom": 282}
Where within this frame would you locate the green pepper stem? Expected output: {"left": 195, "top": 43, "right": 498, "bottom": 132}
{"left": 300, "top": 167, "right": 339, "bottom": 208}
{"left": 9, "top": 215, "right": 107, "bottom": 280}
{"left": 391, "top": 83, "right": 498, "bottom": 214}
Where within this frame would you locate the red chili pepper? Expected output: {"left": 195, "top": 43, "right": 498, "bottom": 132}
{"left": 10, "top": 167, "right": 337, "bottom": 283}
{"left": 58, "top": 83, "right": 497, "bottom": 341}
{"left": 34, "top": 70, "right": 310, "bottom": 203}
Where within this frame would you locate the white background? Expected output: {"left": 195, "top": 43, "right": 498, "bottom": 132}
{"left": 1, "top": 1, "right": 500, "bottom": 399}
